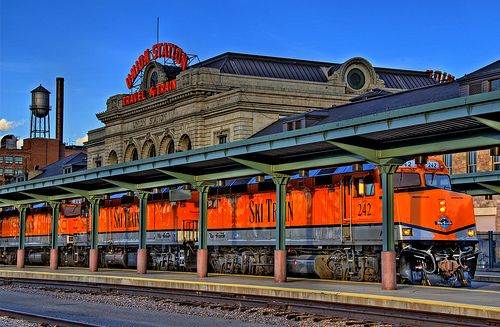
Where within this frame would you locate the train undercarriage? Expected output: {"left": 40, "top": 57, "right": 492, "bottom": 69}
{"left": 1, "top": 240, "right": 478, "bottom": 287}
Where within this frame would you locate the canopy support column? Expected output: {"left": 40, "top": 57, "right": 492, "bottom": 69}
{"left": 273, "top": 175, "right": 290, "bottom": 283}
{"left": 89, "top": 197, "right": 101, "bottom": 272}
{"left": 196, "top": 184, "right": 210, "bottom": 279}
{"left": 49, "top": 202, "right": 60, "bottom": 270}
{"left": 16, "top": 205, "right": 27, "bottom": 269}
{"left": 379, "top": 164, "right": 399, "bottom": 290}
{"left": 137, "top": 192, "right": 148, "bottom": 274}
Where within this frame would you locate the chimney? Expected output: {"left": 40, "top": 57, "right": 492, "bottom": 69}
{"left": 56, "top": 77, "right": 64, "bottom": 144}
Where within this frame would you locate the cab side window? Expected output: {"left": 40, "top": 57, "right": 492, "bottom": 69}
{"left": 355, "top": 176, "right": 375, "bottom": 197}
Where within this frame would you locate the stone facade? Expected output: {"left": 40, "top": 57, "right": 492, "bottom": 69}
{"left": 86, "top": 53, "right": 436, "bottom": 168}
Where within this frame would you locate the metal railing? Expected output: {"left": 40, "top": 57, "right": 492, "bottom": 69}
{"left": 477, "top": 231, "right": 499, "bottom": 270}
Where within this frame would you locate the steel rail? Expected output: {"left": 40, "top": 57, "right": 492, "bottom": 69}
{"left": 0, "top": 307, "right": 96, "bottom": 327}
{"left": 1, "top": 277, "right": 497, "bottom": 327}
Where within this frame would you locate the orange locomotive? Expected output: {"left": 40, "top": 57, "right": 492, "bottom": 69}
{"left": 0, "top": 157, "right": 478, "bottom": 286}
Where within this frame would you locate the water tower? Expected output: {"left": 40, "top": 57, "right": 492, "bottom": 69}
{"left": 30, "top": 85, "right": 51, "bottom": 138}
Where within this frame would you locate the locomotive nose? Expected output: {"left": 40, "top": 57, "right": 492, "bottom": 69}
{"left": 433, "top": 190, "right": 476, "bottom": 239}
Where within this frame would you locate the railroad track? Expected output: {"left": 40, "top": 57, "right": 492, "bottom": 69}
{"left": 0, "top": 307, "right": 94, "bottom": 326}
{"left": 0, "top": 277, "right": 498, "bottom": 327}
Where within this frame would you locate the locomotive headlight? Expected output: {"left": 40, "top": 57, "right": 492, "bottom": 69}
{"left": 467, "top": 229, "right": 476, "bottom": 237}
{"left": 402, "top": 228, "right": 413, "bottom": 236}
{"left": 439, "top": 200, "right": 446, "bottom": 213}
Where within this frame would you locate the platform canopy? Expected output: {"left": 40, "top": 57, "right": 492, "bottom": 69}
{"left": 0, "top": 91, "right": 499, "bottom": 207}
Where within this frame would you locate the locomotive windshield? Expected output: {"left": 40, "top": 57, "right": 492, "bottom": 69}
{"left": 393, "top": 172, "right": 421, "bottom": 189}
{"left": 425, "top": 173, "right": 452, "bottom": 190}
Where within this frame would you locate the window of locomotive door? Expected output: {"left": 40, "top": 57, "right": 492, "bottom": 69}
{"left": 342, "top": 177, "right": 353, "bottom": 223}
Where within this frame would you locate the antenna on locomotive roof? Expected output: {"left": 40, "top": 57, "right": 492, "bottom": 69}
{"left": 156, "top": 17, "right": 160, "bottom": 44}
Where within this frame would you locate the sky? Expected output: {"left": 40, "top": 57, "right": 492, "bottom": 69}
{"left": 1, "top": 1, "right": 499, "bottom": 146}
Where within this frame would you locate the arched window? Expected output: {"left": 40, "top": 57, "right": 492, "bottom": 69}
{"left": 141, "top": 139, "right": 157, "bottom": 158}
{"left": 159, "top": 135, "right": 175, "bottom": 155}
{"left": 108, "top": 150, "right": 118, "bottom": 165}
{"left": 124, "top": 144, "right": 139, "bottom": 162}
{"left": 178, "top": 134, "right": 192, "bottom": 152}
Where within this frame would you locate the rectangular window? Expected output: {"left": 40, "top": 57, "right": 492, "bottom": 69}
{"left": 467, "top": 151, "right": 477, "bottom": 173}
{"left": 0, "top": 156, "right": 3, "bottom": 163}
{"left": 354, "top": 176, "right": 375, "bottom": 197}
{"left": 490, "top": 79, "right": 500, "bottom": 92}
{"left": 425, "top": 173, "right": 451, "bottom": 190}
{"left": 4, "top": 156, "right": 13, "bottom": 164}
{"left": 393, "top": 173, "right": 421, "bottom": 189}
{"left": 493, "top": 155, "right": 500, "bottom": 171}
{"left": 284, "top": 119, "right": 303, "bottom": 131}
{"left": 218, "top": 134, "right": 227, "bottom": 144}
{"left": 14, "top": 156, "right": 23, "bottom": 164}
{"left": 469, "top": 83, "right": 482, "bottom": 95}
{"left": 0, "top": 168, "right": 3, "bottom": 174}
{"left": 443, "top": 154, "right": 453, "bottom": 174}
{"left": 4, "top": 168, "right": 13, "bottom": 175}
{"left": 63, "top": 167, "right": 72, "bottom": 174}
{"left": 294, "top": 120, "right": 302, "bottom": 130}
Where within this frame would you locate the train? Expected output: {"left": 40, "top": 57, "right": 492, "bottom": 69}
{"left": 0, "top": 157, "right": 479, "bottom": 287}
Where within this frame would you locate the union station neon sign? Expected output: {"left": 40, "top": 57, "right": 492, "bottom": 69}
{"left": 122, "top": 42, "right": 188, "bottom": 106}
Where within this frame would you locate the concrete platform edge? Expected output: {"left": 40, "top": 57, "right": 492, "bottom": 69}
{"left": 0, "top": 270, "right": 498, "bottom": 320}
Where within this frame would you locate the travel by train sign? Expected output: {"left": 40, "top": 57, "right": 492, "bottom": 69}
{"left": 123, "top": 42, "right": 189, "bottom": 106}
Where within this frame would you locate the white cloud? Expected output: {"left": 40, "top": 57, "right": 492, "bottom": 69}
{"left": 0, "top": 118, "right": 13, "bottom": 131}
{"left": 75, "top": 134, "right": 88, "bottom": 146}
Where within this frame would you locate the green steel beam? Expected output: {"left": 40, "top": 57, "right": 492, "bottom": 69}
{"left": 380, "top": 164, "right": 399, "bottom": 252}
{"left": 198, "top": 168, "right": 261, "bottom": 181}
{"left": 274, "top": 154, "right": 364, "bottom": 171}
{"left": 196, "top": 185, "right": 210, "bottom": 250}
{"left": 138, "top": 192, "right": 148, "bottom": 250}
{"left": 89, "top": 197, "right": 101, "bottom": 249}
{"left": 156, "top": 170, "right": 198, "bottom": 185}
{"left": 57, "top": 186, "right": 91, "bottom": 198}
{"left": 331, "top": 135, "right": 500, "bottom": 162}
{"left": 478, "top": 183, "right": 500, "bottom": 194}
{"left": 17, "top": 205, "right": 27, "bottom": 250}
{"left": 473, "top": 117, "right": 500, "bottom": 131}
{"left": 229, "top": 158, "right": 275, "bottom": 176}
{"left": 327, "top": 141, "right": 380, "bottom": 163}
{"left": 273, "top": 176, "right": 290, "bottom": 251}
{"left": 102, "top": 179, "right": 142, "bottom": 192}
{"left": 50, "top": 202, "right": 60, "bottom": 250}
{"left": 382, "top": 134, "right": 500, "bottom": 158}
{"left": 229, "top": 158, "right": 290, "bottom": 177}
{"left": 464, "top": 189, "right": 497, "bottom": 196}
{"left": 19, "top": 192, "right": 50, "bottom": 202}
{"left": 451, "top": 171, "right": 500, "bottom": 184}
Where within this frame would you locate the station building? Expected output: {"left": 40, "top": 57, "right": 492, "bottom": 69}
{"left": 86, "top": 43, "right": 442, "bottom": 168}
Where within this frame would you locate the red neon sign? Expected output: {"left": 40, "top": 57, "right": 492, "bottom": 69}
{"left": 125, "top": 42, "right": 188, "bottom": 89}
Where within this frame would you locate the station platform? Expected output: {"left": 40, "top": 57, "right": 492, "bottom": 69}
{"left": 0, "top": 266, "right": 498, "bottom": 321}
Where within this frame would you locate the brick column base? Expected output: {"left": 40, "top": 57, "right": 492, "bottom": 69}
{"left": 49, "top": 249, "right": 58, "bottom": 270}
{"left": 137, "top": 249, "right": 148, "bottom": 274}
{"left": 89, "top": 249, "right": 99, "bottom": 272}
{"left": 197, "top": 249, "right": 208, "bottom": 279}
{"left": 381, "top": 251, "right": 397, "bottom": 290}
{"left": 274, "top": 250, "right": 287, "bottom": 283}
{"left": 16, "top": 249, "right": 25, "bottom": 269}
